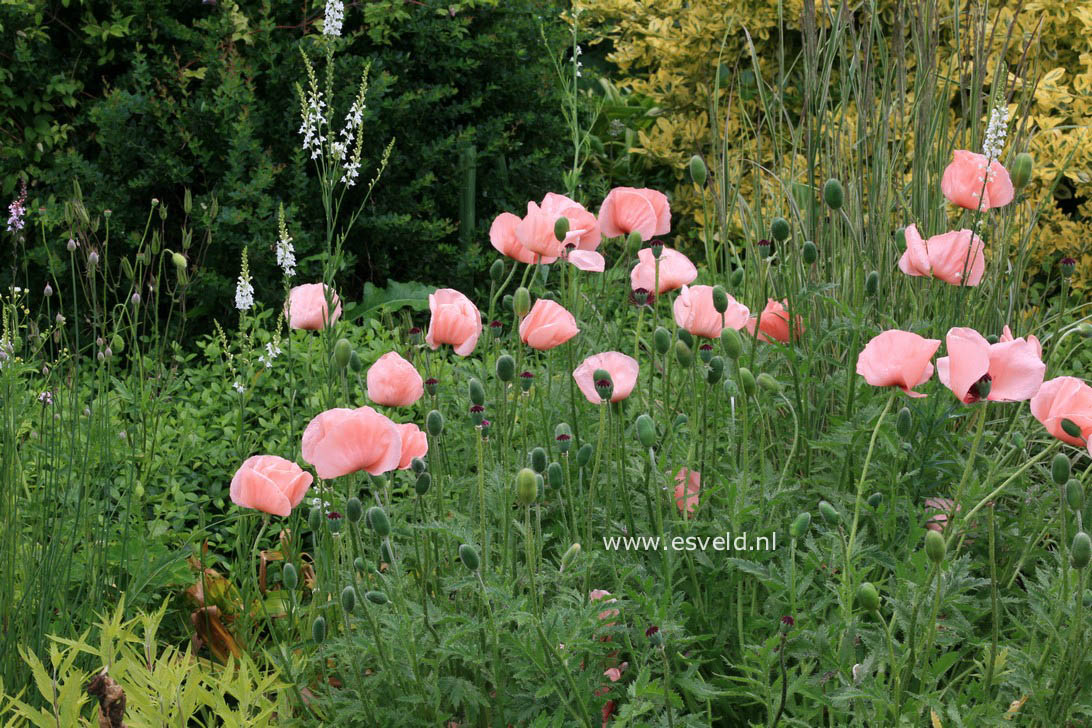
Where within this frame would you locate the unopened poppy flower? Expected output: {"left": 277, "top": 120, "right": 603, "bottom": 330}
{"left": 674, "top": 468, "right": 701, "bottom": 516}
{"left": 924, "top": 497, "right": 959, "bottom": 533}
{"left": 1000, "top": 325, "right": 1042, "bottom": 359}
{"left": 301, "top": 406, "right": 402, "bottom": 479}
{"left": 286, "top": 283, "right": 342, "bottom": 330}
{"left": 856, "top": 330, "right": 941, "bottom": 397}
{"left": 366, "top": 352, "right": 424, "bottom": 407}
{"left": 630, "top": 247, "right": 697, "bottom": 294}
{"left": 426, "top": 288, "right": 482, "bottom": 357}
{"left": 897, "top": 224, "right": 986, "bottom": 286}
{"left": 673, "top": 285, "right": 748, "bottom": 338}
{"left": 519, "top": 299, "right": 580, "bottom": 350}
{"left": 1030, "top": 376, "right": 1092, "bottom": 452}
{"left": 599, "top": 187, "right": 670, "bottom": 241}
{"left": 490, "top": 212, "right": 544, "bottom": 264}
{"left": 396, "top": 422, "right": 428, "bottom": 470}
{"left": 573, "top": 352, "right": 640, "bottom": 403}
{"left": 230, "top": 455, "right": 313, "bottom": 517}
{"left": 936, "top": 327, "right": 1045, "bottom": 403}
{"left": 745, "top": 299, "right": 802, "bottom": 343}
{"left": 589, "top": 589, "right": 620, "bottom": 621}
{"left": 940, "top": 150, "right": 1015, "bottom": 210}
{"left": 540, "top": 192, "right": 602, "bottom": 251}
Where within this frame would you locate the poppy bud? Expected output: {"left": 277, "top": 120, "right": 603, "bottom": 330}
{"left": 729, "top": 268, "right": 744, "bottom": 287}
{"left": 894, "top": 226, "right": 907, "bottom": 251}
{"left": 896, "top": 407, "right": 912, "bottom": 438}
{"left": 818, "top": 500, "right": 839, "bottom": 524}
{"left": 426, "top": 410, "right": 444, "bottom": 437}
{"left": 172, "top": 252, "right": 187, "bottom": 270}
{"left": 554, "top": 216, "right": 570, "bottom": 242}
{"left": 689, "top": 154, "right": 707, "bottom": 187}
{"left": 653, "top": 327, "right": 671, "bottom": 354}
{"left": 721, "top": 327, "right": 742, "bottom": 360}
{"left": 738, "top": 367, "right": 756, "bottom": 397}
{"left": 415, "top": 472, "right": 432, "bottom": 495}
{"left": 576, "top": 443, "right": 594, "bottom": 468}
{"left": 380, "top": 540, "right": 395, "bottom": 564}
{"left": 411, "top": 457, "right": 427, "bottom": 475}
{"left": 675, "top": 340, "right": 693, "bottom": 367}
{"left": 673, "top": 413, "right": 689, "bottom": 430}
{"left": 348, "top": 350, "right": 363, "bottom": 372}
{"left": 367, "top": 506, "right": 390, "bottom": 537}
{"left": 867, "top": 492, "right": 883, "bottom": 508}
{"left": 678, "top": 328, "right": 693, "bottom": 348}
{"left": 865, "top": 270, "right": 879, "bottom": 297}
{"left": 516, "top": 467, "right": 538, "bottom": 506}
{"left": 469, "top": 377, "right": 486, "bottom": 406}
{"left": 802, "top": 240, "right": 818, "bottom": 265}
{"left": 856, "top": 582, "right": 880, "bottom": 612}
{"left": 626, "top": 231, "right": 644, "bottom": 253}
{"left": 354, "top": 556, "right": 365, "bottom": 571}
{"left": 309, "top": 506, "right": 323, "bottom": 533}
{"left": 346, "top": 497, "right": 363, "bottom": 523}
{"left": 282, "top": 562, "right": 298, "bottom": 590}
{"left": 636, "top": 414, "right": 656, "bottom": 448}
{"left": 1071, "top": 532, "right": 1091, "bottom": 569}
{"left": 110, "top": 334, "right": 124, "bottom": 354}
{"left": 1012, "top": 431, "right": 1025, "bottom": 449}
{"left": 790, "top": 512, "right": 811, "bottom": 539}
{"left": 1052, "top": 453, "right": 1071, "bottom": 486}
{"left": 366, "top": 590, "right": 389, "bottom": 605}
{"left": 341, "top": 585, "right": 356, "bottom": 614}
{"left": 823, "top": 178, "right": 844, "bottom": 209}
{"left": 496, "top": 354, "right": 516, "bottom": 382}
{"left": 1077, "top": 322, "right": 1092, "bottom": 339}
{"left": 333, "top": 338, "right": 352, "bottom": 369}
{"left": 560, "top": 542, "right": 581, "bottom": 573}
{"left": 771, "top": 217, "right": 790, "bottom": 242}
{"left": 925, "top": 530, "right": 946, "bottom": 563}
{"left": 1066, "top": 479, "right": 1084, "bottom": 512}
{"left": 490, "top": 258, "right": 505, "bottom": 283}
{"left": 502, "top": 294, "right": 513, "bottom": 311}
{"left": 459, "top": 543, "right": 480, "bottom": 571}
{"left": 707, "top": 356, "right": 724, "bottom": 384}
{"left": 513, "top": 287, "right": 531, "bottom": 317}
{"left": 543, "top": 462, "right": 561, "bottom": 489}
{"left": 757, "top": 372, "right": 782, "bottom": 394}
{"left": 312, "top": 616, "right": 327, "bottom": 643}
{"left": 711, "top": 285, "right": 729, "bottom": 314}
{"left": 531, "top": 446, "right": 548, "bottom": 473}
{"left": 1010, "top": 152, "right": 1033, "bottom": 190}
{"left": 1061, "top": 419, "right": 1082, "bottom": 439}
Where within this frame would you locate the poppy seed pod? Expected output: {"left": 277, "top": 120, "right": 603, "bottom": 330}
{"left": 531, "top": 446, "right": 548, "bottom": 473}
{"left": 1066, "top": 479, "right": 1084, "bottom": 512}
{"left": 818, "top": 500, "right": 839, "bottom": 524}
{"left": 653, "top": 327, "right": 671, "bottom": 354}
{"left": 560, "top": 542, "right": 581, "bottom": 573}
{"left": 636, "top": 414, "right": 656, "bottom": 448}
{"left": 341, "top": 585, "right": 356, "bottom": 614}
{"left": 711, "top": 285, "right": 729, "bottom": 314}
{"left": 513, "top": 287, "right": 531, "bottom": 317}
{"left": 469, "top": 378, "right": 486, "bottom": 406}
{"left": 282, "top": 562, "right": 298, "bottom": 590}
{"left": 856, "top": 582, "right": 880, "bottom": 612}
{"left": 553, "top": 216, "right": 570, "bottom": 242}
{"left": 366, "top": 590, "right": 389, "bottom": 605}
{"left": 896, "top": 407, "right": 913, "bottom": 438}
{"left": 721, "top": 327, "right": 742, "bottom": 360}
{"left": 311, "top": 616, "right": 327, "bottom": 643}
{"left": 415, "top": 472, "right": 432, "bottom": 495}
{"left": 790, "top": 512, "right": 811, "bottom": 539}
{"left": 519, "top": 370, "right": 535, "bottom": 392}
{"left": 771, "top": 217, "right": 790, "bottom": 242}
{"left": 689, "top": 154, "right": 707, "bottom": 187}
{"left": 1071, "top": 532, "right": 1091, "bottom": 569}
{"left": 333, "top": 339, "right": 352, "bottom": 369}
{"left": 576, "top": 443, "right": 594, "bottom": 468}
{"left": 496, "top": 354, "right": 516, "bottom": 382}
{"left": 802, "top": 240, "right": 818, "bottom": 265}
{"left": 738, "top": 367, "right": 756, "bottom": 397}
{"left": 1010, "top": 152, "right": 1033, "bottom": 190}
{"left": 593, "top": 368, "right": 614, "bottom": 401}
{"left": 823, "top": 178, "right": 844, "bottom": 209}
{"left": 366, "top": 506, "right": 390, "bottom": 537}
{"left": 516, "top": 467, "right": 538, "bottom": 506}
{"left": 925, "top": 530, "right": 946, "bottom": 563}
{"left": 490, "top": 258, "right": 505, "bottom": 283}
{"left": 865, "top": 270, "right": 880, "bottom": 297}
{"left": 675, "top": 340, "right": 693, "bottom": 367}
{"left": 1052, "top": 454, "right": 1071, "bottom": 486}
{"left": 346, "top": 497, "right": 364, "bottom": 524}
{"left": 699, "top": 343, "right": 714, "bottom": 363}
{"left": 459, "top": 543, "right": 480, "bottom": 571}
{"left": 426, "top": 410, "right": 444, "bottom": 437}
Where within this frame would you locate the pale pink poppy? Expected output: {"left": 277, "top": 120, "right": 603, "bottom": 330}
{"left": 396, "top": 423, "right": 428, "bottom": 470}
{"left": 573, "top": 352, "right": 640, "bottom": 403}
{"left": 285, "top": 283, "right": 342, "bottom": 330}
{"left": 898, "top": 224, "right": 986, "bottom": 286}
{"left": 941, "top": 150, "right": 1015, "bottom": 210}
{"left": 490, "top": 212, "right": 544, "bottom": 264}
{"left": 936, "top": 327, "right": 1045, "bottom": 403}
{"left": 630, "top": 247, "right": 697, "bottom": 294}
{"left": 230, "top": 455, "right": 313, "bottom": 517}
{"left": 366, "top": 352, "right": 424, "bottom": 407}
{"left": 540, "top": 192, "right": 602, "bottom": 251}
{"left": 519, "top": 298, "right": 580, "bottom": 350}
{"left": 856, "top": 330, "right": 942, "bottom": 397}
{"left": 515, "top": 201, "right": 566, "bottom": 260}
{"left": 745, "top": 299, "right": 803, "bottom": 343}
{"left": 924, "top": 497, "right": 959, "bottom": 533}
{"left": 603, "top": 662, "right": 628, "bottom": 683}
{"left": 425, "top": 288, "right": 482, "bottom": 357}
{"left": 589, "top": 589, "right": 619, "bottom": 621}
{"left": 1030, "top": 376, "right": 1092, "bottom": 452}
{"left": 1000, "top": 325, "right": 1042, "bottom": 359}
{"left": 567, "top": 249, "right": 605, "bottom": 272}
{"left": 674, "top": 468, "right": 701, "bottom": 517}
{"left": 672, "top": 285, "right": 749, "bottom": 338}
{"left": 598, "top": 187, "right": 670, "bottom": 241}
{"left": 301, "top": 406, "right": 402, "bottom": 479}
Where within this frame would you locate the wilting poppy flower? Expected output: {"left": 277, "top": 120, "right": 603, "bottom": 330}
{"left": 674, "top": 468, "right": 701, "bottom": 516}
{"left": 924, "top": 497, "right": 959, "bottom": 533}
{"left": 396, "top": 422, "right": 428, "bottom": 470}
{"left": 519, "top": 299, "right": 580, "bottom": 350}
{"left": 286, "top": 283, "right": 342, "bottom": 330}
{"left": 673, "top": 285, "right": 749, "bottom": 338}
{"left": 599, "top": 187, "right": 670, "bottom": 241}
{"left": 301, "top": 406, "right": 402, "bottom": 479}
{"left": 1030, "top": 376, "right": 1092, "bottom": 452}
{"left": 230, "top": 455, "right": 313, "bottom": 517}
{"left": 426, "top": 288, "right": 482, "bottom": 357}
{"left": 366, "top": 352, "right": 424, "bottom": 407}
{"left": 936, "top": 327, "right": 1045, "bottom": 403}
{"left": 745, "top": 299, "right": 802, "bottom": 343}
{"left": 898, "top": 224, "right": 986, "bottom": 286}
{"left": 941, "top": 150, "right": 1015, "bottom": 210}
{"left": 856, "top": 330, "right": 941, "bottom": 397}
{"left": 573, "top": 352, "right": 640, "bottom": 403}
{"left": 630, "top": 247, "right": 697, "bottom": 294}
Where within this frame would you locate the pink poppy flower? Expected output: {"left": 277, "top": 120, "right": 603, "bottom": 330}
{"left": 630, "top": 247, "right": 697, "bottom": 294}
{"left": 672, "top": 285, "right": 749, "bottom": 338}
{"left": 856, "top": 330, "right": 942, "bottom": 397}
{"left": 936, "top": 327, "right": 1045, "bottom": 403}
{"left": 1030, "top": 376, "right": 1092, "bottom": 452}
{"left": 573, "top": 352, "right": 640, "bottom": 403}
{"left": 940, "top": 150, "right": 1015, "bottom": 210}
{"left": 567, "top": 249, "right": 605, "bottom": 272}
{"left": 230, "top": 455, "right": 313, "bottom": 517}
{"left": 1000, "top": 325, "right": 1042, "bottom": 359}
{"left": 426, "top": 288, "right": 482, "bottom": 357}
{"left": 603, "top": 662, "right": 628, "bottom": 683}
{"left": 674, "top": 468, "right": 701, "bottom": 517}
{"left": 898, "top": 224, "right": 986, "bottom": 286}
{"left": 519, "top": 298, "right": 580, "bottom": 350}
{"left": 301, "top": 406, "right": 403, "bottom": 479}
{"left": 589, "top": 589, "right": 619, "bottom": 621}
{"left": 490, "top": 212, "right": 544, "bottom": 264}
{"left": 924, "top": 497, "right": 959, "bottom": 533}
{"left": 285, "top": 283, "right": 342, "bottom": 330}
{"left": 598, "top": 187, "right": 670, "bottom": 241}
{"left": 366, "top": 352, "right": 424, "bottom": 407}
{"left": 396, "top": 422, "right": 428, "bottom": 470}
{"left": 515, "top": 201, "right": 567, "bottom": 260}
{"left": 745, "top": 299, "right": 802, "bottom": 343}
{"left": 540, "top": 192, "right": 602, "bottom": 251}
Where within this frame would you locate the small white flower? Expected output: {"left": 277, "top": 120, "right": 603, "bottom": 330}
{"left": 323, "top": 0, "right": 344, "bottom": 38}
{"left": 982, "top": 105, "right": 1008, "bottom": 162}
{"left": 233, "top": 381, "right": 246, "bottom": 394}
{"left": 235, "top": 276, "right": 254, "bottom": 311}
